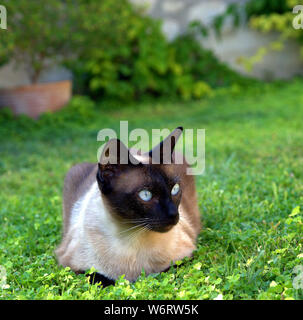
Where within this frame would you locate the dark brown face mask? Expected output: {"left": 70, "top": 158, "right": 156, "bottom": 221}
{"left": 97, "top": 127, "right": 183, "bottom": 232}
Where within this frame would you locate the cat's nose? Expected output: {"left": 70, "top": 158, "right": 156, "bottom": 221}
{"left": 167, "top": 203, "right": 178, "bottom": 220}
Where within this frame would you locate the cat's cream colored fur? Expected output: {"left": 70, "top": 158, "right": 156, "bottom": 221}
{"left": 56, "top": 151, "right": 201, "bottom": 281}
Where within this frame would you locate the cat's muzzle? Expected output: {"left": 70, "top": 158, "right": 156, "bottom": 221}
{"left": 149, "top": 213, "right": 179, "bottom": 233}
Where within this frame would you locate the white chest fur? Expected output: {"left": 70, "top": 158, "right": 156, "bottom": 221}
{"left": 61, "top": 182, "right": 195, "bottom": 281}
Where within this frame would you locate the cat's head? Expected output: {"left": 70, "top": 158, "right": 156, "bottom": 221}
{"left": 96, "top": 127, "right": 184, "bottom": 233}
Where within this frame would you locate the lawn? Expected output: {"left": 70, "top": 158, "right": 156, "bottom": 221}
{"left": 0, "top": 79, "right": 303, "bottom": 300}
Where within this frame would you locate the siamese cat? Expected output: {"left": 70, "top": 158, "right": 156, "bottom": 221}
{"left": 55, "top": 127, "right": 201, "bottom": 283}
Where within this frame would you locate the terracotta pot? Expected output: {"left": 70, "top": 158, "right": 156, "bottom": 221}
{"left": 0, "top": 80, "right": 72, "bottom": 118}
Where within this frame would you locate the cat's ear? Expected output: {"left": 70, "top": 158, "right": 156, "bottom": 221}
{"left": 149, "top": 127, "right": 183, "bottom": 164}
{"left": 99, "top": 138, "right": 139, "bottom": 166}
{"left": 97, "top": 139, "right": 140, "bottom": 193}
{"left": 97, "top": 139, "right": 139, "bottom": 194}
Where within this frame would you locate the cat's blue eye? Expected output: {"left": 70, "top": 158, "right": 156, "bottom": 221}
{"left": 171, "top": 183, "right": 180, "bottom": 196}
{"left": 138, "top": 190, "right": 152, "bottom": 201}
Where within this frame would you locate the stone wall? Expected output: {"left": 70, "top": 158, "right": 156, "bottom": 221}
{"left": 131, "top": 0, "right": 303, "bottom": 80}
{"left": 132, "top": 0, "right": 246, "bottom": 40}
{"left": 0, "top": 0, "right": 302, "bottom": 88}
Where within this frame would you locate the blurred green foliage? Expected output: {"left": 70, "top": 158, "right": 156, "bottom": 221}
{"left": 249, "top": 0, "right": 303, "bottom": 53}
{"left": 213, "top": 0, "right": 292, "bottom": 33}
{"left": 0, "top": 0, "right": 254, "bottom": 101}
{"left": 71, "top": 0, "right": 253, "bottom": 102}
{"left": 0, "top": 0, "right": 153, "bottom": 84}
{"left": 0, "top": 0, "right": 77, "bottom": 83}
{"left": 245, "top": 0, "right": 290, "bottom": 16}
{"left": 213, "top": 0, "right": 303, "bottom": 71}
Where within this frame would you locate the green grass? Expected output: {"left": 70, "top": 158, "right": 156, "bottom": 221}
{"left": 0, "top": 79, "right": 303, "bottom": 300}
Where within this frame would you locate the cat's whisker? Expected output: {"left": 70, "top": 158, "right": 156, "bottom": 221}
{"left": 120, "top": 218, "right": 151, "bottom": 224}
{"left": 128, "top": 230, "right": 144, "bottom": 242}
{"left": 144, "top": 224, "right": 152, "bottom": 231}
{"left": 125, "top": 227, "right": 146, "bottom": 242}
{"left": 117, "top": 222, "right": 147, "bottom": 236}
{"left": 125, "top": 222, "right": 152, "bottom": 242}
